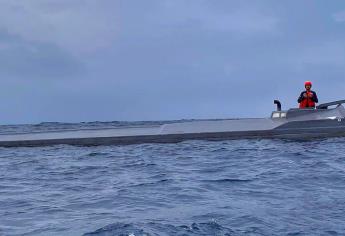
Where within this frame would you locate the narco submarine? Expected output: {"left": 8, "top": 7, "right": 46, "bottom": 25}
{"left": 0, "top": 99, "right": 345, "bottom": 147}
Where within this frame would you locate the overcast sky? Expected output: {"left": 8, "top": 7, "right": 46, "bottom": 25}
{"left": 1, "top": 0, "right": 345, "bottom": 124}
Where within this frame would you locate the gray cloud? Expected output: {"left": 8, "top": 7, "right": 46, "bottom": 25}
{"left": 0, "top": 30, "right": 82, "bottom": 78}
{"left": 333, "top": 10, "right": 345, "bottom": 22}
{"left": 0, "top": 0, "right": 345, "bottom": 124}
{"left": 153, "top": 0, "right": 278, "bottom": 34}
{"left": 0, "top": 0, "right": 119, "bottom": 54}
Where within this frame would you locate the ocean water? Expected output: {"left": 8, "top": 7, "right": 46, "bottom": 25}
{"left": 1, "top": 122, "right": 345, "bottom": 236}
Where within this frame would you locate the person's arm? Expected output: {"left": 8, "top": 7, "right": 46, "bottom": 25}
{"left": 298, "top": 92, "right": 305, "bottom": 103}
{"left": 312, "top": 91, "right": 318, "bottom": 103}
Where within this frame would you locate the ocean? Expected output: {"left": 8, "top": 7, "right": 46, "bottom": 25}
{"left": 1, "top": 122, "right": 345, "bottom": 236}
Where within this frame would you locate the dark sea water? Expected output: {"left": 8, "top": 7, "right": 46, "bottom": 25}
{"left": 1, "top": 122, "right": 345, "bottom": 236}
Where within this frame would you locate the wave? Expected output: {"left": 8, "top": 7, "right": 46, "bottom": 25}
{"left": 202, "top": 178, "right": 253, "bottom": 183}
{"left": 83, "top": 221, "right": 236, "bottom": 236}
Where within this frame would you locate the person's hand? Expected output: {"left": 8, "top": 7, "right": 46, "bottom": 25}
{"left": 303, "top": 93, "right": 308, "bottom": 98}
{"left": 308, "top": 93, "right": 314, "bottom": 98}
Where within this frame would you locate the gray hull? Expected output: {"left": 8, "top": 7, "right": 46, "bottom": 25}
{"left": 1, "top": 103, "right": 345, "bottom": 147}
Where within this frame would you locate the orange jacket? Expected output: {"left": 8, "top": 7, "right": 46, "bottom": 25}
{"left": 298, "top": 90, "right": 318, "bottom": 108}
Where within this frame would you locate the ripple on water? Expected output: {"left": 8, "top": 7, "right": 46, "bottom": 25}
{"left": 0, "top": 128, "right": 345, "bottom": 235}
{"left": 83, "top": 222, "right": 236, "bottom": 236}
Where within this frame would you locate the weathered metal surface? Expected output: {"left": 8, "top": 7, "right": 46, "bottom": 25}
{"left": 1, "top": 102, "right": 345, "bottom": 147}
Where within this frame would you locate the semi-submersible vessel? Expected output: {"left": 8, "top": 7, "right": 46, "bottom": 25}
{"left": 0, "top": 100, "right": 344, "bottom": 147}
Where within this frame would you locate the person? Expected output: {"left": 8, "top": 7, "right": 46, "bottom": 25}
{"left": 298, "top": 81, "right": 318, "bottom": 108}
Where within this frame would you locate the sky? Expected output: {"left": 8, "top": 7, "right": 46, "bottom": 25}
{"left": 1, "top": 0, "right": 345, "bottom": 124}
